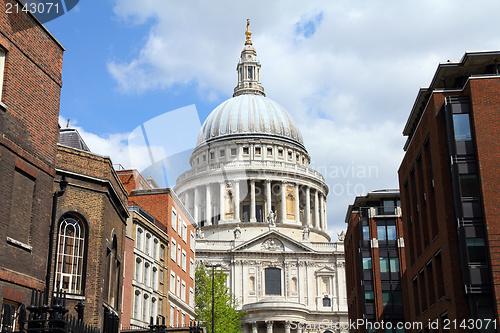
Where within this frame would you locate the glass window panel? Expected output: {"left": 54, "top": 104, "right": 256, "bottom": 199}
{"left": 393, "top": 291, "right": 403, "bottom": 307}
{"left": 390, "top": 257, "right": 400, "bottom": 272}
{"left": 453, "top": 113, "right": 472, "bottom": 141}
{"left": 386, "top": 225, "right": 397, "bottom": 240}
{"left": 380, "top": 257, "right": 389, "bottom": 273}
{"left": 362, "top": 226, "right": 370, "bottom": 240}
{"left": 365, "top": 291, "right": 375, "bottom": 301}
{"left": 382, "top": 291, "right": 391, "bottom": 307}
{"left": 460, "top": 174, "right": 481, "bottom": 197}
{"left": 377, "top": 226, "right": 386, "bottom": 240}
{"left": 362, "top": 257, "right": 372, "bottom": 270}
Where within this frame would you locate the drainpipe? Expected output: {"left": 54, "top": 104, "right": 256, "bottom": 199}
{"left": 44, "top": 175, "right": 68, "bottom": 305}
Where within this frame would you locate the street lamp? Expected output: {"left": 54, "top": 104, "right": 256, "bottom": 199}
{"left": 205, "top": 263, "right": 221, "bottom": 333}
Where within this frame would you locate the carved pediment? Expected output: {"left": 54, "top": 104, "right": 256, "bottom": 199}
{"left": 231, "top": 230, "right": 316, "bottom": 253}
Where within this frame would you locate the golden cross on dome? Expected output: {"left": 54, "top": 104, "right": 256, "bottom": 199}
{"left": 245, "top": 19, "right": 252, "bottom": 45}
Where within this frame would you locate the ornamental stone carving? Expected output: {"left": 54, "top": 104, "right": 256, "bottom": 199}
{"left": 261, "top": 238, "right": 284, "bottom": 251}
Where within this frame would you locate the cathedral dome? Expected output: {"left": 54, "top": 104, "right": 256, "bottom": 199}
{"left": 196, "top": 94, "right": 304, "bottom": 148}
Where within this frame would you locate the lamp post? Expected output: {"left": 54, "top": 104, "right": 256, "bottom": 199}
{"left": 205, "top": 263, "right": 221, "bottom": 333}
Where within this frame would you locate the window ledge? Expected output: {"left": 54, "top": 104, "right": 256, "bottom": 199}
{"left": 59, "top": 294, "right": 85, "bottom": 301}
{"left": 6, "top": 237, "right": 32, "bottom": 252}
{"left": 0, "top": 101, "right": 7, "bottom": 111}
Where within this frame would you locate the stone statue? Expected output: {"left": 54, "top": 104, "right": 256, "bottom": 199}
{"left": 337, "top": 230, "right": 345, "bottom": 242}
{"left": 196, "top": 227, "right": 204, "bottom": 239}
{"left": 302, "top": 226, "right": 310, "bottom": 240}
{"left": 267, "top": 210, "right": 276, "bottom": 227}
{"left": 234, "top": 225, "right": 241, "bottom": 239}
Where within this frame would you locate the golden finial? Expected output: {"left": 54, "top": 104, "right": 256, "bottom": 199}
{"left": 245, "top": 19, "right": 252, "bottom": 45}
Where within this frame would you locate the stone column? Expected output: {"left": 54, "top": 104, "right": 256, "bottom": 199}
{"left": 242, "top": 323, "right": 249, "bottom": 333}
{"left": 266, "top": 320, "right": 273, "bottom": 333}
{"left": 205, "top": 184, "right": 212, "bottom": 226}
{"left": 297, "top": 325, "right": 303, "bottom": 333}
{"left": 314, "top": 189, "right": 319, "bottom": 229}
{"left": 294, "top": 184, "right": 300, "bottom": 224}
{"left": 281, "top": 181, "right": 286, "bottom": 223}
{"left": 251, "top": 321, "right": 258, "bottom": 333}
{"left": 234, "top": 180, "right": 240, "bottom": 222}
{"left": 305, "top": 186, "right": 311, "bottom": 227}
{"left": 185, "top": 190, "right": 191, "bottom": 216}
{"left": 284, "top": 321, "right": 291, "bottom": 333}
{"left": 320, "top": 194, "right": 326, "bottom": 230}
{"left": 194, "top": 187, "right": 199, "bottom": 224}
{"left": 266, "top": 180, "right": 272, "bottom": 219}
{"left": 250, "top": 180, "right": 256, "bottom": 222}
{"left": 219, "top": 182, "right": 225, "bottom": 223}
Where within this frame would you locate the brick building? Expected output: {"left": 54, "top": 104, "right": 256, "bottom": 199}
{"left": 0, "top": 2, "right": 64, "bottom": 331}
{"left": 117, "top": 170, "right": 196, "bottom": 328}
{"left": 121, "top": 202, "right": 169, "bottom": 329}
{"left": 399, "top": 51, "right": 500, "bottom": 331}
{"left": 344, "top": 190, "right": 405, "bottom": 332}
{"left": 51, "top": 129, "right": 129, "bottom": 330}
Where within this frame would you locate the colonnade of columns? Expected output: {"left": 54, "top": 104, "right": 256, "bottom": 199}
{"left": 183, "top": 179, "right": 327, "bottom": 231}
{"left": 243, "top": 320, "right": 302, "bottom": 333}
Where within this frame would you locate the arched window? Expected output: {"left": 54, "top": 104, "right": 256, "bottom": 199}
{"left": 54, "top": 214, "right": 87, "bottom": 294}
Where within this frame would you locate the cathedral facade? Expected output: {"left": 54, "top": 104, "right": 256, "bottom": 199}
{"left": 174, "top": 22, "right": 348, "bottom": 333}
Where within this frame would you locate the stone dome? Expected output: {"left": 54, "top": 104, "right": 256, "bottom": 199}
{"left": 196, "top": 94, "right": 304, "bottom": 148}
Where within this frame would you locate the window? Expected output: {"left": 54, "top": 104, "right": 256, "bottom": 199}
{"left": 243, "top": 147, "right": 249, "bottom": 155}
{"left": 459, "top": 174, "right": 480, "bottom": 197}
{"left": 182, "top": 222, "right": 187, "bottom": 242}
{"left": 466, "top": 238, "right": 487, "bottom": 262}
{"left": 190, "top": 259, "right": 195, "bottom": 278}
{"left": 177, "top": 244, "right": 181, "bottom": 265}
{"left": 255, "top": 147, "right": 261, "bottom": 155}
{"left": 8, "top": 169, "right": 34, "bottom": 246}
{"left": 153, "top": 238, "right": 159, "bottom": 259}
{"left": 377, "top": 225, "right": 386, "bottom": 240}
{"left": 390, "top": 257, "right": 400, "bottom": 273}
{"left": 177, "top": 277, "right": 180, "bottom": 296}
{"left": 220, "top": 149, "right": 225, "bottom": 157}
{"left": 181, "top": 281, "right": 186, "bottom": 301}
{"left": 248, "top": 67, "right": 253, "bottom": 79}
{"left": 170, "top": 272, "right": 176, "bottom": 293}
{"left": 151, "top": 297, "right": 157, "bottom": 319}
{"left": 160, "top": 244, "right": 165, "bottom": 260}
{"left": 382, "top": 291, "right": 391, "bottom": 307}
{"left": 142, "top": 294, "right": 149, "bottom": 322}
{"left": 171, "top": 239, "right": 176, "bottom": 261}
{"left": 144, "top": 262, "right": 150, "bottom": 286}
{"left": 145, "top": 233, "right": 152, "bottom": 255}
{"left": 379, "top": 257, "right": 389, "bottom": 273}
{"left": 135, "top": 257, "right": 142, "bottom": 281}
{"left": 386, "top": 225, "right": 397, "bottom": 240}
{"left": 288, "top": 151, "right": 292, "bottom": 159}
{"left": 267, "top": 147, "right": 273, "bottom": 156}
{"left": 158, "top": 298, "right": 163, "bottom": 314}
{"left": 1, "top": 300, "right": 19, "bottom": 333}
{"left": 362, "top": 226, "right": 370, "bottom": 240}
{"left": 136, "top": 227, "right": 143, "bottom": 250}
{"left": 278, "top": 149, "right": 284, "bottom": 158}
{"left": 172, "top": 210, "right": 177, "bottom": 231}
{"left": 230, "top": 148, "right": 237, "bottom": 156}
{"left": 453, "top": 113, "right": 472, "bottom": 141}
{"left": 189, "top": 288, "right": 194, "bottom": 307}
{"left": 182, "top": 251, "right": 187, "bottom": 271}
{"left": 362, "top": 257, "right": 372, "bottom": 270}
{"left": 133, "top": 290, "right": 141, "bottom": 319}
{"left": 152, "top": 267, "right": 158, "bottom": 289}
{"left": 190, "top": 232, "right": 195, "bottom": 251}
{"left": 323, "top": 297, "right": 331, "bottom": 307}
{"left": 264, "top": 267, "right": 281, "bottom": 295}
{"left": 169, "top": 305, "right": 174, "bottom": 327}
{"left": 159, "top": 269, "right": 164, "bottom": 284}
{"left": 178, "top": 218, "right": 183, "bottom": 238}
{"left": 55, "top": 215, "right": 86, "bottom": 294}
{"left": 365, "top": 291, "right": 375, "bottom": 302}
{"left": 0, "top": 48, "right": 5, "bottom": 102}
{"left": 210, "top": 151, "right": 214, "bottom": 160}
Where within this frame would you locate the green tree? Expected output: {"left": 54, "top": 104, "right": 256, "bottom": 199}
{"left": 195, "top": 265, "right": 245, "bottom": 333}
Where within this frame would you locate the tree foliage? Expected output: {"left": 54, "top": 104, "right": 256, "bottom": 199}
{"left": 195, "top": 265, "right": 245, "bottom": 333}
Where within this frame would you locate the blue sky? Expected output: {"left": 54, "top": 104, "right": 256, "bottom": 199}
{"left": 44, "top": 0, "right": 500, "bottom": 237}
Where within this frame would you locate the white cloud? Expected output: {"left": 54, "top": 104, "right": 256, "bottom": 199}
{"left": 103, "top": 0, "right": 500, "bottom": 236}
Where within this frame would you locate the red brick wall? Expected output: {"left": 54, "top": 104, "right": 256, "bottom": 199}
{"left": 0, "top": 0, "right": 64, "bottom": 314}
{"left": 468, "top": 78, "right": 500, "bottom": 321}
